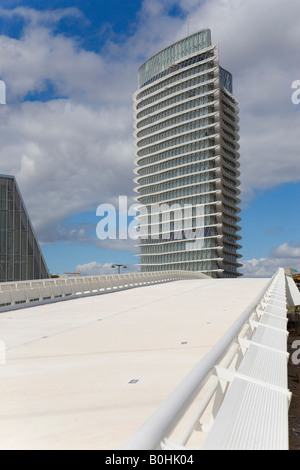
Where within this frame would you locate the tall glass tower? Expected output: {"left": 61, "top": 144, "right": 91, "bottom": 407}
{"left": 133, "top": 29, "right": 242, "bottom": 278}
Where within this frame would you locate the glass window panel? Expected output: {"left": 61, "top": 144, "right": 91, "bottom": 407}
{"left": 0, "top": 210, "right": 7, "bottom": 230}
{"left": 21, "top": 206, "right": 28, "bottom": 231}
{"left": 27, "top": 255, "right": 34, "bottom": 279}
{"left": 0, "top": 255, "right": 7, "bottom": 282}
{"left": 7, "top": 254, "right": 14, "bottom": 281}
{"left": 8, "top": 211, "right": 14, "bottom": 230}
{"left": 14, "top": 256, "right": 21, "bottom": 281}
{"left": 14, "top": 230, "right": 21, "bottom": 255}
{"left": 0, "top": 230, "right": 6, "bottom": 253}
{"left": 7, "top": 231, "right": 14, "bottom": 255}
{"left": 21, "top": 255, "right": 27, "bottom": 280}
{"left": 28, "top": 227, "right": 34, "bottom": 255}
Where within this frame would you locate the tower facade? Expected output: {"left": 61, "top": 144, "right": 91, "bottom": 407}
{"left": 0, "top": 175, "right": 49, "bottom": 282}
{"left": 133, "top": 29, "right": 242, "bottom": 278}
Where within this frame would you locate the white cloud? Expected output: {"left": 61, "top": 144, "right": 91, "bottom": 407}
{"left": 0, "top": 0, "right": 299, "bottom": 262}
{"left": 0, "top": 5, "right": 180, "bottom": 248}
{"left": 0, "top": 100, "right": 135, "bottom": 240}
{"left": 0, "top": 6, "right": 84, "bottom": 24}
{"left": 271, "top": 242, "right": 300, "bottom": 259}
{"left": 0, "top": 25, "right": 105, "bottom": 102}
{"left": 241, "top": 241, "right": 300, "bottom": 277}
{"left": 178, "top": 0, "right": 300, "bottom": 200}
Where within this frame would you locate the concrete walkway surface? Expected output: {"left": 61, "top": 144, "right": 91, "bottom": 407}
{"left": 0, "top": 277, "right": 270, "bottom": 450}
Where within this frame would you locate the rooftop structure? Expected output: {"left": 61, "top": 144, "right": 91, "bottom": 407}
{"left": 0, "top": 175, "right": 49, "bottom": 282}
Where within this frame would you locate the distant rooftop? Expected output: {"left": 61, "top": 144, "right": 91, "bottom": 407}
{"left": 138, "top": 29, "right": 212, "bottom": 88}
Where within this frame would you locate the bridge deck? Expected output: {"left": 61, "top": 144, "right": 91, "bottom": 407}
{"left": 0, "top": 278, "right": 269, "bottom": 450}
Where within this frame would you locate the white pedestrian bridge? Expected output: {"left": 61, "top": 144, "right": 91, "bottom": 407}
{"left": 0, "top": 269, "right": 299, "bottom": 450}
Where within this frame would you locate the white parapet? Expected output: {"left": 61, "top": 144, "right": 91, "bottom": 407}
{"left": 123, "top": 268, "right": 293, "bottom": 451}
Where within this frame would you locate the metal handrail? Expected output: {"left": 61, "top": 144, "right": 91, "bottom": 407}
{"left": 123, "top": 271, "right": 278, "bottom": 450}
{"left": 0, "top": 270, "right": 209, "bottom": 311}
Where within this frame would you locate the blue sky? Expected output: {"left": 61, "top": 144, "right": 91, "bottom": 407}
{"left": 0, "top": 0, "right": 299, "bottom": 277}
{"left": 241, "top": 183, "right": 300, "bottom": 258}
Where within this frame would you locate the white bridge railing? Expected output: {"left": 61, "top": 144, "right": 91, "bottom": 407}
{"left": 123, "top": 268, "right": 292, "bottom": 451}
{"left": 0, "top": 270, "right": 208, "bottom": 311}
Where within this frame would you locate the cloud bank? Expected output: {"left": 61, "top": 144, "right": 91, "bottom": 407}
{"left": 0, "top": 0, "right": 299, "bottom": 275}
